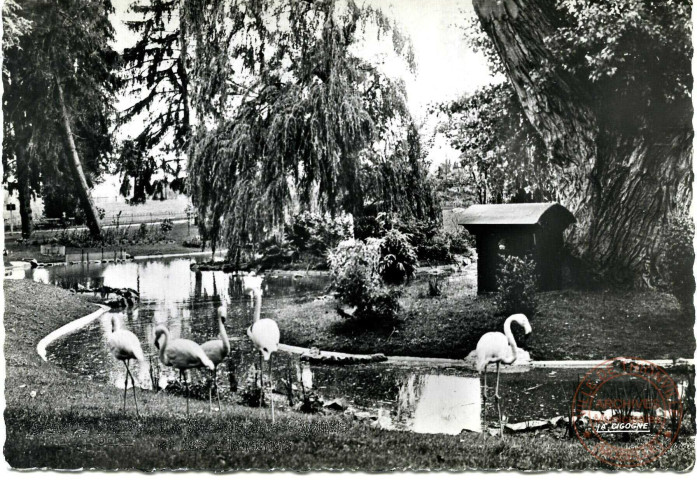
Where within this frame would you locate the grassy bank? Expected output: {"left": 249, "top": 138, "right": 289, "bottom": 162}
{"left": 275, "top": 273, "right": 695, "bottom": 360}
{"left": 4, "top": 221, "right": 207, "bottom": 263}
{"left": 4, "top": 279, "right": 693, "bottom": 470}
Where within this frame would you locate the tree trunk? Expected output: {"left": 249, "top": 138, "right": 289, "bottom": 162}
{"left": 15, "top": 141, "right": 33, "bottom": 239}
{"left": 178, "top": 3, "right": 191, "bottom": 145}
{"left": 55, "top": 74, "right": 103, "bottom": 240}
{"left": 473, "top": 0, "right": 693, "bottom": 284}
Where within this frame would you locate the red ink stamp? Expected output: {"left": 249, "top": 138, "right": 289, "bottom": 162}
{"left": 571, "top": 357, "right": 684, "bottom": 468}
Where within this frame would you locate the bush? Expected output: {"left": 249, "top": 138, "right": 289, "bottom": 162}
{"left": 390, "top": 216, "right": 440, "bottom": 249}
{"left": 379, "top": 229, "right": 418, "bottom": 284}
{"left": 354, "top": 215, "right": 384, "bottom": 240}
{"left": 662, "top": 215, "right": 695, "bottom": 311}
{"left": 328, "top": 239, "right": 401, "bottom": 322}
{"left": 363, "top": 214, "right": 474, "bottom": 264}
{"left": 497, "top": 254, "right": 539, "bottom": 317}
{"left": 416, "top": 235, "right": 451, "bottom": 263}
{"left": 285, "top": 212, "right": 353, "bottom": 256}
{"left": 160, "top": 218, "right": 174, "bottom": 233}
{"left": 183, "top": 236, "right": 203, "bottom": 248}
{"left": 445, "top": 227, "right": 474, "bottom": 255}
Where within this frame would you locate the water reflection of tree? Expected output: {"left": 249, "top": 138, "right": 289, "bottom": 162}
{"left": 397, "top": 373, "right": 426, "bottom": 425}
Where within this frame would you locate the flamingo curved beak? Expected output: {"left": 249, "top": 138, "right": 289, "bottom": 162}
{"left": 524, "top": 324, "right": 532, "bottom": 335}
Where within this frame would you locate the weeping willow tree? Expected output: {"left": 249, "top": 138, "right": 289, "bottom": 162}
{"left": 187, "top": 0, "right": 437, "bottom": 258}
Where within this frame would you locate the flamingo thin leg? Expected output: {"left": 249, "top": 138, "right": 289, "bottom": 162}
{"left": 125, "top": 360, "right": 140, "bottom": 417}
{"left": 209, "top": 368, "right": 214, "bottom": 412}
{"left": 269, "top": 355, "right": 275, "bottom": 424}
{"left": 259, "top": 351, "right": 264, "bottom": 406}
{"left": 481, "top": 364, "right": 488, "bottom": 431}
{"left": 495, "top": 363, "right": 503, "bottom": 437}
{"left": 184, "top": 370, "right": 190, "bottom": 416}
{"left": 123, "top": 361, "right": 129, "bottom": 411}
{"left": 215, "top": 369, "right": 222, "bottom": 411}
{"left": 495, "top": 362, "right": 501, "bottom": 399}
{"left": 483, "top": 364, "right": 489, "bottom": 400}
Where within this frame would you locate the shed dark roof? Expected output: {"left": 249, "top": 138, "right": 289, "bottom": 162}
{"left": 454, "top": 202, "right": 575, "bottom": 227}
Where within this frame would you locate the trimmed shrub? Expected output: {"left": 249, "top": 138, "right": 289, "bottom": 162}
{"left": 497, "top": 254, "right": 539, "bottom": 317}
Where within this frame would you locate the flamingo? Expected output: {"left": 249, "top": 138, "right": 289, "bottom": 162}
{"left": 242, "top": 273, "right": 263, "bottom": 303}
{"left": 107, "top": 316, "right": 145, "bottom": 416}
{"left": 154, "top": 325, "right": 215, "bottom": 415}
{"left": 201, "top": 305, "right": 231, "bottom": 412}
{"left": 247, "top": 286, "right": 280, "bottom": 422}
{"left": 474, "top": 313, "right": 532, "bottom": 436}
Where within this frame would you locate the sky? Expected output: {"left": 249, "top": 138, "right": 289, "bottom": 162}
{"left": 372, "top": 0, "right": 494, "bottom": 114}
{"left": 99, "top": 0, "right": 495, "bottom": 195}
{"left": 111, "top": 0, "right": 493, "bottom": 112}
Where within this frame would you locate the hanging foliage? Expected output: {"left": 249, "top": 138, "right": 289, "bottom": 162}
{"left": 187, "top": 0, "right": 435, "bottom": 257}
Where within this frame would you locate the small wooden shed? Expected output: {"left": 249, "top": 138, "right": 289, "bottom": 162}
{"left": 454, "top": 203, "right": 575, "bottom": 293}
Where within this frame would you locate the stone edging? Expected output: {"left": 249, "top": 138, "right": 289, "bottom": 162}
{"left": 36, "top": 305, "right": 111, "bottom": 361}
{"left": 279, "top": 344, "right": 387, "bottom": 365}
{"left": 279, "top": 343, "right": 694, "bottom": 370}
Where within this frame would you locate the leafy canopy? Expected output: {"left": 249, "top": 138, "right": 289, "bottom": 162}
{"left": 435, "top": 82, "right": 560, "bottom": 205}
{"left": 2, "top": 0, "right": 120, "bottom": 219}
{"left": 187, "top": 0, "right": 435, "bottom": 254}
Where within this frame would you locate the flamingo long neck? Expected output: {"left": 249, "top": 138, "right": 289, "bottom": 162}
{"left": 218, "top": 314, "right": 230, "bottom": 355}
{"left": 503, "top": 316, "right": 518, "bottom": 363}
{"left": 157, "top": 329, "right": 169, "bottom": 364}
{"left": 252, "top": 289, "right": 262, "bottom": 324}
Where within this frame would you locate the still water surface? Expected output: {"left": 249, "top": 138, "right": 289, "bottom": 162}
{"left": 23, "top": 257, "right": 578, "bottom": 434}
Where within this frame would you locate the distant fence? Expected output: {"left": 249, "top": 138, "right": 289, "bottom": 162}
{"left": 40, "top": 244, "right": 66, "bottom": 255}
{"left": 103, "top": 210, "right": 189, "bottom": 226}
{"left": 65, "top": 248, "right": 129, "bottom": 263}
{"left": 28, "top": 210, "right": 191, "bottom": 231}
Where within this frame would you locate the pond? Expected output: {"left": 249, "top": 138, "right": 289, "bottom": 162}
{"left": 21, "top": 257, "right": 691, "bottom": 437}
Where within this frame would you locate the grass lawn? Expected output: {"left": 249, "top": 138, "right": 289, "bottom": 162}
{"left": 276, "top": 273, "right": 695, "bottom": 360}
{"left": 3, "top": 279, "right": 693, "bottom": 470}
{"left": 4, "top": 221, "right": 207, "bottom": 263}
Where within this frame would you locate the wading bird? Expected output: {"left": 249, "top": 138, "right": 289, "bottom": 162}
{"left": 247, "top": 286, "right": 280, "bottom": 422}
{"left": 474, "top": 313, "right": 532, "bottom": 436}
{"left": 107, "top": 316, "right": 144, "bottom": 416}
{"left": 201, "top": 305, "right": 231, "bottom": 412}
{"left": 242, "top": 273, "right": 263, "bottom": 303}
{"left": 154, "top": 325, "right": 214, "bottom": 415}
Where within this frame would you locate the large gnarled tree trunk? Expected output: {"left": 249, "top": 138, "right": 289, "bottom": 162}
{"left": 473, "top": 0, "right": 693, "bottom": 284}
{"left": 55, "top": 75, "right": 103, "bottom": 240}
